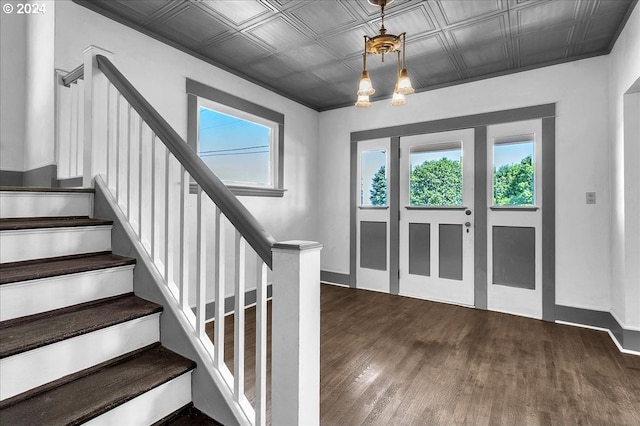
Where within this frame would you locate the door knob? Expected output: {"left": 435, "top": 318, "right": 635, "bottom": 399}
{"left": 465, "top": 222, "right": 471, "bottom": 227}
{"left": 465, "top": 209, "right": 472, "bottom": 215}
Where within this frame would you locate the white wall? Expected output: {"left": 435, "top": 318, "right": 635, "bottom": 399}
{"left": 609, "top": 5, "right": 640, "bottom": 330}
{"left": 318, "top": 56, "right": 612, "bottom": 312}
{"left": 24, "top": 0, "right": 55, "bottom": 170}
{"left": 53, "top": 0, "right": 319, "bottom": 246}
{"left": 0, "top": 4, "right": 27, "bottom": 170}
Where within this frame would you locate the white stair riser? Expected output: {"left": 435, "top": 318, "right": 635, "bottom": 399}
{"left": 84, "top": 373, "right": 192, "bottom": 426}
{"left": 0, "top": 226, "right": 112, "bottom": 263}
{"left": 0, "top": 192, "right": 93, "bottom": 218}
{"left": 0, "top": 314, "right": 160, "bottom": 401}
{"left": 0, "top": 266, "right": 134, "bottom": 321}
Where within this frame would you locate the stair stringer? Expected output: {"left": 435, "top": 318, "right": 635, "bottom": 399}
{"left": 92, "top": 176, "right": 250, "bottom": 426}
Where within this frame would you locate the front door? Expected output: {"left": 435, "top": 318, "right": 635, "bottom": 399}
{"left": 398, "top": 129, "right": 475, "bottom": 306}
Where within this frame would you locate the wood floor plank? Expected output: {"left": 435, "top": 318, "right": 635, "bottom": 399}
{"left": 208, "top": 284, "right": 640, "bottom": 426}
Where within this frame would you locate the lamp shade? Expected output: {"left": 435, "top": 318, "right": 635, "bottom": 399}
{"left": 397, "top": 68, "right": 414, "bottom": 94}
{"left": 355, "top": 94, "right": 372, "bottom": 108}
{"left": 390, "top": 87, "right": 406, "bottom": 106}
{"left": 357, "top": 70, "right": 375, "bottom": 96}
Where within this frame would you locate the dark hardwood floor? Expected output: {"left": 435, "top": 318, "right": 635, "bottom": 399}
{"left": 206, "top": 284, "right": 640, "bottom": 425}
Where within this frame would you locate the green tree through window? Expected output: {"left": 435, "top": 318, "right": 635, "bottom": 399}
{"left": 410, "top": 158, "right": 462, "bottom": 206}
{"left": 368, "top": 154, "right": 534, "bottom": 206}
{"left": 494, "top": 155, "right": 534, "bottom": 205}
{"left": 370, "top": 165, "right": 387, "bottom": 206}
{"left": 369, "top": 158, "right": 464, "bottom": 206}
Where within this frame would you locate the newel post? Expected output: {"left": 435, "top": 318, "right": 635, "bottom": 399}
{"left": 272, "top": 240, "right": 322, "bottom": 426}
{"left": 82, "top": 45, "right": 114, "bottom": 187}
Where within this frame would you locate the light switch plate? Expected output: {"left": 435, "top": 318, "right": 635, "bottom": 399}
{"left": 586, "top": 192, "right": 596, "bottom": 204}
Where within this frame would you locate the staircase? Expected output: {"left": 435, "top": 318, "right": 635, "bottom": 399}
{"left": 0, "top": 187, "right": 219, "bottom": 425}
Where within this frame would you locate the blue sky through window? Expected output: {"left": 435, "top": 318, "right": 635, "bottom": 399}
{"left": 494, "top": 141, "right": 533, "bottom": 168}
{"left": 199, "top": 106, "right": 271, "bottom": 185}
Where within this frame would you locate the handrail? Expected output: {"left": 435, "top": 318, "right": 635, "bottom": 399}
{"left": 95, "top": 55, "right": 276, "bottom": 268}
{"left": 62, "top": 64, "right": 84, "bottom": 87}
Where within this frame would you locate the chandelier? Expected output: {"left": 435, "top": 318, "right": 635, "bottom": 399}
{"left": 356, "top": 0, "right": 415, "bottom": 107}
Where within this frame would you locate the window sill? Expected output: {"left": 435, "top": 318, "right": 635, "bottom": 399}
{"left": 405, "top": 206, "right": 468, "bottom": 210}
{"left": 190, "top": 183, "right": 286, "bottom": 197}
{"left": 490, "top": 205, "right": 539, "bottom": 211}
{"left": 359, "top": 205, "right": 389, "bottom": 210}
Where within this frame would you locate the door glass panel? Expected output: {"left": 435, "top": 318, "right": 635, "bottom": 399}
{"left": 410, "top": 143, "right": 462, "bottom": 206}
{"left": 493, "top": 136, "right": 534, "bottom": 206}
{"left": 361, "top": 149, "right": 387, "bottom": 206}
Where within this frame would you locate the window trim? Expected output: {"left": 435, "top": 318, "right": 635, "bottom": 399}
{"left": 187, "top": 78, "right": 285, "bottom": 197}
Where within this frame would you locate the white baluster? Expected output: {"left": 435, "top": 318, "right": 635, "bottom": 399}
{"left": 77, "top": 79, "right": 84, "bottom": 177}
{"left": 234, "top": 230, "right": 246, "bottom": 401}
{"left": 150, "top": 134, "right": 156, "bottom": 262}
{"left": 196, "top": 187, "right": 207, "bottom": 338}
{"left": 126, "top": 105, "right": 132, "bottom": 219}
{"left": 164, "top": 148, "right": 172, "bottom": 284}
{"left": 137, "top": 116, "right": 143, "bottom": 238}
{"left": 255, "top": 260, "right": 268, "bottom": 426}
{"left": 179, "top": 166, "right": 188, "bottom": 311}
{"left": 115, "top": 94, "right": 121, "bottom": 201}
{"left": 70, "top": 82, "right": 78, "bottom": 177}
{"left": 214, "top": 207, "right": 226, "bottom": 369}
{"left": 106, "top": 84, "right": 111, "bottom": 188}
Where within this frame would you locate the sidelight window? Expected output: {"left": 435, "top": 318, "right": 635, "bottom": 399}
{"left": 493, "top": 136, "right": 535, "bottom": 206}
{"left": 361, "top": 149, "right": 387, "bottom": 206}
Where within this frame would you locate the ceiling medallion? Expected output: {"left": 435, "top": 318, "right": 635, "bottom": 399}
{"left": 356, "top": 0, "right": 414, "bottom": 107}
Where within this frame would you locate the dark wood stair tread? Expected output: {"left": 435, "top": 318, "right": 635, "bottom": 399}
{"left": 0, "top": 252, "right": 136, "bottom": 285}
{"left": 154, "top": 403, "right": 222, "bottom": 426}
{"left": 0, "top": 216, "right": 112, "bottom": 231}
{"left": 0, "top": 344, "right": 195, "bottom": 425}
{"left": 0, "top": 186, "right": 94, "bottom": 193}
{"left": 0, "top": 294, "right": 161, "bottom": 358}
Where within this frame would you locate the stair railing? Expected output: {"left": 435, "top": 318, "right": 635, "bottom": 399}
{"left": 63, "top": 46, "right": 321, "bottom": 426}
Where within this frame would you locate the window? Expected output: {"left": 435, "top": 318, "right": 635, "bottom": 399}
{"left": 361, "top": 149, "right": 387, "bottom": 206}
{"left": 187, "top": 79, "right": 285, "bottom": 197}
{"left": 493, "top": 135, "right": 535, "bottom": 206}
{"left": 198, "top": 102, "right": 274, "bottom": 187}
{"left": 410, "top": 142, "right": 462, "bottom": 206}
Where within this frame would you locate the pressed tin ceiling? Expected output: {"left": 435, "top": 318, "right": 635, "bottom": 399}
{"left": 74, "top": 0, "right": 637, "bottom": 111}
